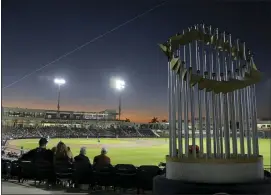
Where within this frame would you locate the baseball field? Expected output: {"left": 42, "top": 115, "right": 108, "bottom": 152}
{"left": 7, "top": 138, "right": 271, "bottom": 166}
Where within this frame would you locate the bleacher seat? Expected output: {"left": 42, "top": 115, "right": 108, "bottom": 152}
{"left": 54, "top": 161, "right": 74, "bottom": 187}
{"left": 33, "top": 161, "right": 54, "bottom": 185}
{"left": 2, "top": 159, "right": 12, "bottom": 180}
{"left": 114, "top": 164, "right": 137, "bottom": 190}
{"left": 264, "top": 170, "right": 271, "bottom": 178}
{"left": 73, "top": 161, "right": 93, "bottom": 186}
{"left": 136, "top": 165, "right": 161, "bottom": 191}
{"left": 18, "top": 161, "right": 34, "bottom": 182}
{"left": 93, "top": 165, "right": 115, "bottom": 189}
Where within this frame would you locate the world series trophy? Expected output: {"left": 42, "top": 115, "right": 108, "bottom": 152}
{"left": 153, "top": 24, "right": 269, "bottom": 194}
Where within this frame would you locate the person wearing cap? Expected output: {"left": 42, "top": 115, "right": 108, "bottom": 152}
{"left": 19, "top": 137, "right": 54, "bottom": 163}
{"left": 93, "top": 148, "right": 111, "bottom": 169}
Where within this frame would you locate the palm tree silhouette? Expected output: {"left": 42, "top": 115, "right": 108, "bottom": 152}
{"left": 125, "top": 118, "right": 130, "bottom": 122}
{"left": 150, "top": 117, "right": 159, "bottom": 123}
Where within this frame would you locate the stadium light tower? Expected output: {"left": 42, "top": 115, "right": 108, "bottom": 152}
{"left": 54, "top": 78, "right": 66, "bottom": 114}
{"left": 115, "top": 79, "right": 125, "bottom": 121}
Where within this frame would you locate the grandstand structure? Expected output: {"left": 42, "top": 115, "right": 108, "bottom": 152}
{"left": 2, "top": 107, "right": 118, "bottom": 128}
{"left": 142, "top": 119, "right": 271, "bottom": 139}
{"left": 2, "top": 106, "right": 270, "bottom": 139}
{"left": 257, "top": 119, "right": 271, "bottom": 130}
{"left": 1, "top": 107, "right": 160, "bottom": 140}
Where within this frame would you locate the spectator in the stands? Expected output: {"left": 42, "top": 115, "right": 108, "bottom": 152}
{"left": 20, "top": 138, "right": 54, "bottom": 163}
{"left": 74, "top": 147, "right": 91, "bottom": 166}
{"left": 54, "top": 141, "right": 73, "bottom": 163}
{"left": 93, "top": 148, "right": 111, "bottom": 169}
{"left": 73, "top": 147, "right": 92, "bottom": 187}
{"left": 51, "top": 146, "right": 56, "bottom": 155}
{"left": 189, "top": 145, "right": 199, "bottom": 154}
{"left": 67, "top": 146, "right": 74, "bottom": 161}
{"left": 20, "top": 146, "right": 24, "bottom": 156}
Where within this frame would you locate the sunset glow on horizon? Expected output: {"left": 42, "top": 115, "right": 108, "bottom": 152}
{"left": 2, "top": 1, "right": 270, "bottom": 124}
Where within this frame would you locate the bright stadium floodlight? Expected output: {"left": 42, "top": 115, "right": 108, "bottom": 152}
{"left": 115, "top": 79, "right": 125, "bottom": 91}
{"left": 53, "top": 78, "right": 66, "bottom": 114}
{"left": 54, "top": 78, "right": 66, "bottom": 85}
{"left": 113, "top": 79, "right": 125, "bottom": 121}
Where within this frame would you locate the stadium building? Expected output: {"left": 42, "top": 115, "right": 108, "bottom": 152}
{"left": 1, "top": 107, "right": 118, "bottom": 128}
{"left": 2, "top": 107, "right": 270, "bottom": 133}
{"left": 257, "top": 119, "right": 271, "bottom": 130}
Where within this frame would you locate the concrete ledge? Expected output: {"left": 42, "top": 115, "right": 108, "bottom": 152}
{"left": 166, "top": 155, "right": 264, "bottom": 183}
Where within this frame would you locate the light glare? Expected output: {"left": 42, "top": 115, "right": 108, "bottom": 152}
{"left": 115, "top": 79, "right": 125, "bottom": 90}
{"left": 54, "top": 78, "right": 66, "bottom": 85}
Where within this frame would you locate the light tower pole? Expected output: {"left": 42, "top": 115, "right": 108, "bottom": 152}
{"left": 115, "top": 79, "right": 125, "bottom": 121}
{"left": 54, "top": 78, "right": 66, "bottom": 117}
{"left": 118, "top": 94, "right": 122, "bottom": 120}
{"left": 57, "top": 85, "right": 61, "bottom": 112}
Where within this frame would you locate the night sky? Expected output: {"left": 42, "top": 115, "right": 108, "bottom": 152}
{"left": 2, "top": 0, "right": 271, "bottom": 122}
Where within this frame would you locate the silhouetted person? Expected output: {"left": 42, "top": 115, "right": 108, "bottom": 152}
{"left": 74, "top": 147, "right": 91, "bottom": 167}
{"left": 20, "top": 138, "right": 53, "bottom": 163}
{"left": 54, "top": 141, "right": 73, "bottom": 164}
{"left": 73, "top": 147, "right": 92, "bottom": 185}
{"left": 51, "top": 146, "right": 56, "bottom": 155}
{"left": 67, "top": 146, "right": 74, "bottom": 161}
{"left": 93, "top": 148, "right": 111, "bottom": 169}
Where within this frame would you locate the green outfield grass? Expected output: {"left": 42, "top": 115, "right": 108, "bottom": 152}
{"left": 7, "top": 138, "right": 270, "bottom": 166}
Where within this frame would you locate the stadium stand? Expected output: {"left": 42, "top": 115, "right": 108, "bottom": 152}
{"left": 2, "top": 124, "right": 270, "bottom": 141}
{"left": 1, "top": 125, "right": 144, "bottom": 139}
{"left": 1, "top": 126, "right": 271, "bottom": 194}
{"left": 138, "top": 129, "right": 157, "bottom": 137}
{"left": 1, "top": 139, "right": 164, "bottom": 194}
{"left": 2, "top": 125, "right": 271, "bottom": 194}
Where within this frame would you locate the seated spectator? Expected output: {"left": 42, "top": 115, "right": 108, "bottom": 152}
{"left": 19, "top": 138, "right": 53, "bottom": 163}
{"left": 74, "top": 147, "right": 91, "bottom": 165}
{"left": 73, "top": 147, "right": 92, "bottom": 187}
{"left": 54, "top": 141, "right": 73, "bottom": 163}
{"left": 93, "top": 148, "right": 111, "bottom": 169}
{"left": 189, "top": 145, "right": 199, "bottom": 154}
{"left": 67, "top": 146, "right": 74, "bottom": 161}
{"left": 51, "top": 146, "right": 56, "bottom": 155}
